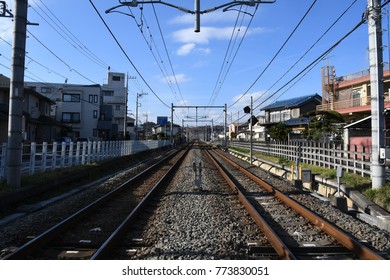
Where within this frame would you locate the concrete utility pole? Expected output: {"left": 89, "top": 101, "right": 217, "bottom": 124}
{"left": 135, "top": 91, "right": 147, "bottom": 140}
{"left": 7, "top": 0, "right": 28, "bottom": 187}
{"left": 368, "top": 0, "right": 385, "bottom": 189}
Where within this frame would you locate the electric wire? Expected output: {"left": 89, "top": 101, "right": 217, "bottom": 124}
{"left": 27, "top": 30, "right": 98, "bottom": 84}
{"left": 131, "top": 6, "right": 181, "bottom": 102}
{"left": 229, "top": 0, "right": 319, "bottom": 109}
{"left": 88, "top": 0, "right": 170, "bottom": 108}
{"left": 126, "top": 5, "right": 183, "bottom": 104}
{"left": 231, "top": 17, "right": 366, "bottom": 125}
{"left": 31, "top": 0, "right": 109, "bottom": 69}
{"left": 152, "top": 4, "right": 185, "bottom": 102}
{"left": 251, "top": 0, "right": 359, "bottom": 110}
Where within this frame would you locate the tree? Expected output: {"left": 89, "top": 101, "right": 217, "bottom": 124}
{"left": 302, "top": 110, "right": 344, "bottom": 141}
{"left": 268, "top": 122, "right": 290, "bottom": 141}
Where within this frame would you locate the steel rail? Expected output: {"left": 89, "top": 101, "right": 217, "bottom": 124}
{"left": 212, "top": 148, "right": 385, "bottom": 260}
{"left": 91, "top": 146, "right": 191, "bottom": 259}
{"left": 204, "top": 148, "right": 296, "bottom": 260}
{"left": 2, "top": 147, "right": 185, "bottom": 260}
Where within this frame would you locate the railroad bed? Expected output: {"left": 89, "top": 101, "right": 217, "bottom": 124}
{"left": 0, "top": 143, "right": 389, "bottom": 260}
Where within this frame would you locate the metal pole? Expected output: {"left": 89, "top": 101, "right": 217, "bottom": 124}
{"left": 250, "top": 96, "right": 253, "bottom": 164}
{"left": 194, "top": 0, "right": 200, "bottom": 32}
{"left": 224, "top": 104, "right": 227, "bottom": 148}
{"left": 124, "top": 73, "right": 128, "bottom": 139}
{"left": 368, "top": 0, "right": 385, "bottom": 189}
{"left": 171, "top": 103, "right": 174, "bottom": 146}
{"left": 7, "top": 0, "right": 28, "bottom": 187}
{"left": 135, "top": 93, "right": 139, "bottom": 140}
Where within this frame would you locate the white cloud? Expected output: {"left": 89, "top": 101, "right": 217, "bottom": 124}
{"left": 160, "top": 73, "right": 190, "bottom": 84}
{"left": 173, "top": 26, "right": 242, "bottom": 44}
{"left": 176, "top": 43, "right": 196, "bottom": 56}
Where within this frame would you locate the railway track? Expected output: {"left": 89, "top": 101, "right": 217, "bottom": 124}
{"left": 1, "top": 143, "right": 388, "bottom": 260}
{"left": 1, "top": 145, "right": 190, "bottom": 260}
{"left": 206, "top": 147, "right": 385, "bottom": 260}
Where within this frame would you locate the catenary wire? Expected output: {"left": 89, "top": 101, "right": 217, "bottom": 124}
{"left": 88, "top": 0, "right": 170, "bottom": 109}
{"left": 229, "top": 0, "right": 319, "bottom": 109}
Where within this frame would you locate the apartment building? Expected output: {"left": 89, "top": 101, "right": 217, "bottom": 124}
{"left": 25, "top": 71, "right": 130, "bottom": 141}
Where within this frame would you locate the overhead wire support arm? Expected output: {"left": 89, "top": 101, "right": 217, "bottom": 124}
{"left": 107, "top": 1, "right": 276, "bottom": 32}
{"left": 0, "top": 1, "right": 13, "bottom": 18}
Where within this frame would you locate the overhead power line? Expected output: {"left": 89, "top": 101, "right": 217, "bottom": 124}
{"left": 229, "top": 0, "right": 319, "bottom": 108}
{"left": 30, "top": 0, "right": 109, "bottom": 69}
{"left": 88, "top": 0, "right": 170, "bottom": 109}
{"left": 252, "top": 0, "right": 359, "bottom": 109}
{"left": 27, "top": 30, "right": 97, "bottom": 84}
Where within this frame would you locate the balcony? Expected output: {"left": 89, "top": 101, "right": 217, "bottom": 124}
{"left": 317, "top": 94, "right": 390, "bottom": 114}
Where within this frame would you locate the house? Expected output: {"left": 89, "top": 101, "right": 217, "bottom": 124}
{"left": 25, "top": 71, "right": 128, "bottom": 141}
{"left": 0, "top": 74, "right": 64, "bottom": 143}
{"left": 229, "top": 122, "right": 247, "bottom": 139}
{"left": 260, "top": 93, "right": 322, "bottom": 140}
{"left": 152, "top": 123, "right": 181, "bottom": 139}
{"left": 317, "top": 65, "right": 390, "bottom": 147}
{"left": 317, "top": 65, "right": 390, "bottom": 116}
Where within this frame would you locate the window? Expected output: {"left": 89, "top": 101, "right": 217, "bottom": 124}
{"left": 291, "top": 108, "right": 300, "bottom": 118}
{"left": 41, "top": 87, "right": 52, "bottom": 93}
{"left": 88, "top": 95, "right": 98, "bottom": 103}
{"left": 352, "top": 89, "right": 361, "bottom": 107}
{"left": 112, "top": 75, "right": 121, "bottom": 81}
{"left": 115, "top": 105, "right": 121, "bottom": 111}
{"left": 103, "top": 90, "right": 114, "bottom": 96}
{"left": 93, "top": 129, "right": 98, "bottom": 137}
{"left": 93, "top": 110, "right": 98, "bottom": 118}
{"left": 63, "top": 93, "right": 80, "bottom": 102}
{"left": 62, "top": 112, "right": 80, "bottom": 123}
{"left": 281, "top": 109, "right": 290, "bottom": 121}
{"left": 270, "top": 111, "right": 281, "bottom": 123}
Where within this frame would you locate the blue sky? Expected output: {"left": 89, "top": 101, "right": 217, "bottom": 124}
{"left": 0, "top": 0, "right": 386, "bottom": 126}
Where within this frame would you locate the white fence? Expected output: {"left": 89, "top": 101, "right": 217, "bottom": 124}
{"left": 229, "top": 140, "right": 372, "bottom": 177}
{"left": 0, "top": 140, "right": 170, "bottom": 180}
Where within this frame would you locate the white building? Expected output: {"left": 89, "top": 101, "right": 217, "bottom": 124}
{"left": 25, "top": 72, "right": 129, "bottom": 141}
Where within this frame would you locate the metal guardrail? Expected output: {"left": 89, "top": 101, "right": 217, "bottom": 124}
{"left": 0, "top": 140, "right": 170, "bottom": 180}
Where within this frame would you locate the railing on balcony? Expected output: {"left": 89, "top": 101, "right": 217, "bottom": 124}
{"left": 317, "top": 93, "right": 390, "bottom": 112}
{"left": 317, "top": 96, "right": 372, "bottom": 111}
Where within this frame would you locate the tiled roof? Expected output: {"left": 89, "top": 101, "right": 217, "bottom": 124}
{"left": 261, "top": 94, "right": 321, "bottom": 110}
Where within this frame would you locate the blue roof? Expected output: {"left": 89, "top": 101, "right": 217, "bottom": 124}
{"left": 261, "top": 94, "right": 321, "bottom": 111}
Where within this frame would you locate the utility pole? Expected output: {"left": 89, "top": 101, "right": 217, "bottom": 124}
{"left": 124, "top": 73, "right": 128, "bottom": 139}
{"left": 368, "top": 0, "right": 385, "bottom": 189}
{"left": 135, "top": 91, "right": 147, "bottom": 140}
{"left": 250, "top": 96, "right": 253, "bottom": 164}
{"left": 7, "top": 0, "right": 28, "bottom": 187}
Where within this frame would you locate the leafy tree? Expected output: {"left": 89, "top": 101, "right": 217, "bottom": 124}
{"left": 302, "top": 110, "right": 344, "bottom": 141}
{"left": 268, "top": 122, "right": 290, "bottom": 141}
